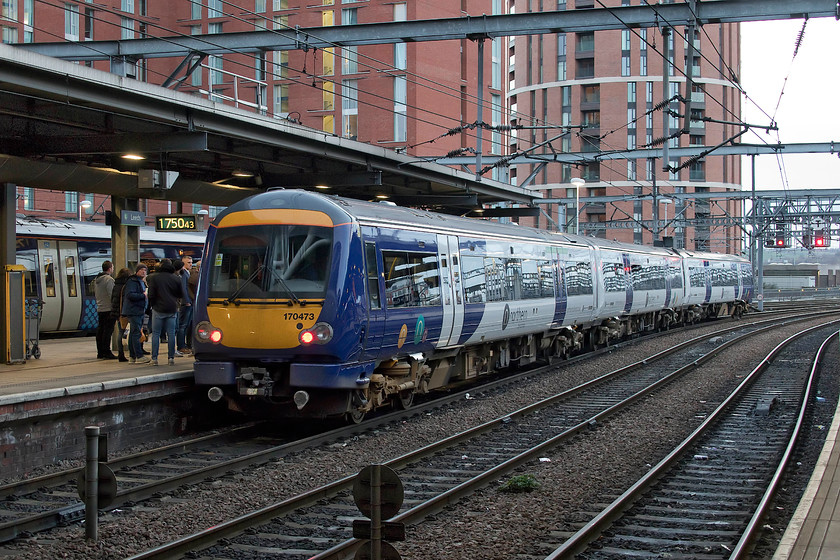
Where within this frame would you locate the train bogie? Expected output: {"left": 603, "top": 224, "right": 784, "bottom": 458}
{"left": 192, "top": 190, "right": 752, "bottom": 422}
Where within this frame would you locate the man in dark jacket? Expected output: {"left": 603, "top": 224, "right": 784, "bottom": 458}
{"left": 121, "top": 263, "right": 150, "bottom": 364}
{"left": 111, "top": 267, "right": 132, "bottom": 362}
{"left": 146, "top": 258, "right": 186, "bottom": 366}
{"left": 94, "top": 260, "right": 117, "bottom": 359}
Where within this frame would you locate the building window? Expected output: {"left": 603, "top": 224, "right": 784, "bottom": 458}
{"left": 65, "top": 3, "right": 79, "bottom": 41}
{"left": 576, "top": 32, "right": 594, "bottom": 52}
{"left": 273, "top": 0, "right": 287, "bottom": 9}
{"left": 208, "top": 0, "right": 223, "bottom": 18}
{"left": 581, "top": 110, "right": 600, "bottom": 127}
{"left": 557, "top": 33, "right": 566, "bottom": 80}
{"left": 190, "top": 26, "right": 202, "bottom": 86}
{"left": 209, "top": 22, "right": 222, "bottom": 34}
{"left": 639, "top": 29, "right": 647, "bottom": 76}
{"left": 689, "top": 160, "right": 705, "bottom": 181}
{"left": 274, "top": 50, "right": 288, "bottom": 79}
{"left": 323, "top": 48, "right": 334, "bottom": 75}
{"left": 576, "top": 59, "right": 594, "bottom": 79}
{"left": 343, "top": 47, "right": 358, "bottom": 74}
{"left": 191, "top": 0, "right": 201, "bottom": 19}
{"left": 322, "top": 80, "right": 334, "bottom": 110}
{"left": 2, "top": 26, "right": 16, "bottom": 43}
{"left": 669, "top": 158, "right": 680, "bottom": 181}
{"left": 255, "top": 0, "right": 265, "bottom": 13}
{"left": 23, "top": 0, "right": 32, "bottom": 42}
{"left": 394, "top": 75, "right": 407, "bottom": 142}
{"left": 581, "top": 84, "right": 599, "bottom": 103}
{"left": 394, "top": 43, "right": 406, "bottom": 70}
{"left": 121, "top": 0, "right": 133, "bottom": 13}
{"left": 322, "top": 115, "right": 334, "bottom": 134}
{"left": 341, "top": 7, "right": 356, "bottom": 24}
{"left": 342, "top": 79, "right": 358, "bottom": 140}
{"left": 120, "top": 17, "right": 134, "bottom": 39}
{"left": 21, "top": 187, "right": 34, "bottom": 210}
{"left": 322, "top": 9, "right": 333, "bottom": 26}
{"left": 491, "top": 93, "right": 502, "bottom": 155}
{"left": 273, "top": 83, "right": 289, "bottom": 114}
{"left": 209, "top": 55, "right": 223, "bottom": 100}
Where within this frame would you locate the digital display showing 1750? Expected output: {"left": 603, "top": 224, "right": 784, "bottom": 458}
{"left": 155, "top": 214, "right": 198, "bottom": 232}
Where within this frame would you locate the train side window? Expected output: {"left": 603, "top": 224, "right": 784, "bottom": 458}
{"left": 43, "top": 257, "right": 56, "bottom": 298}
{"left": 461, "top": 255, "right": 485, "bottom": 303}
{"left": 364, "top": 242, "right": 381, "bottom": 310}
{"left": 65, "top": 255, "right": 78, "bottom": 297}
{"left": 382, "top": 250, "right": 439, "bottom": 308}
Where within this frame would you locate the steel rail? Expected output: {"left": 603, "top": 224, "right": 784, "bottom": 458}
{"left": 125, "top": 314, "right": 832, "bottom": 560}
{"left": 543, "top": 319, "right": 840, "bottom": 559}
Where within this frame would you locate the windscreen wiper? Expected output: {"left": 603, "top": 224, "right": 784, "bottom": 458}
{"left": 266, "top": 267, "right": 302, "bottom": 305}
{"left": 224, "top": 264, "right": 264, "bottom": 305}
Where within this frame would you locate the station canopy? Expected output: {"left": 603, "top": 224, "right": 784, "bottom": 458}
{"left": 0, "top": 44, "right": 539, "bottom": 213}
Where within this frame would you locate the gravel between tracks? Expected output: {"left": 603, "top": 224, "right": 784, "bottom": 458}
{"left": 3, "top": 316, "right": 836, "bottom": 559}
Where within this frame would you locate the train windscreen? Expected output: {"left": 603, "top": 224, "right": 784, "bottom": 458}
{"left": 206, "top": 225, "right": 332, "bottom": 301}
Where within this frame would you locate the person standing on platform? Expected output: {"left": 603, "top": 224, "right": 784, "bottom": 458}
{"left": 122, "top": 263, "right": 150, "bottom": 364}
{"left": 94, "top": 260, "right": 117, "bottom": 359}
{"left": 112, "top": 267, "right": 132, "bottom": 362}
{"left": 147, "top": 258, "right": 186, "bottom": 366}
{"left": 175, "top": 255, "right": 194, "bottom": 355}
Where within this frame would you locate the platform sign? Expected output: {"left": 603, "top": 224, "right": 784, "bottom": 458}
{"left": 155, "top": 214, "right": 198, "bottom": 232}
{"left": 120, "top": 210, "right": 145, "bottom": 226}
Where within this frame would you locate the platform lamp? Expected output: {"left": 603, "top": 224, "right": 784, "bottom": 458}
{"left": 197, "top": 208, "right": 209, "bottom": 231}
{"left": 78, "top": 199, "right": 92, "bottom": 221}
{"left": 570, "top": 178, "right": 585, "bottom": 235}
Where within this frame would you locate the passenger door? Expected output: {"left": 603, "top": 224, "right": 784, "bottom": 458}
{"left": 37, "top": 240, "right": 83, "bottom": 332}
{"left": 436, "top": 234, "right": 464, "bottom": 347}
{"left": 362, "top": 239, "right": 385, "bottom": 356}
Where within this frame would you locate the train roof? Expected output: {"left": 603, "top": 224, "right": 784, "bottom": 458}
{"left": 217, "top": 190, "right": 747, "bottom": 261}
{"left": 16, "top": 216, "right": 207, "bottom": 245}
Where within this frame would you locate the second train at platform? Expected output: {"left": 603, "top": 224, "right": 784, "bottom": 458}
{"left": 191, "top": 189, "right": 754, "bottom": 423}
{"left": 16, "top": 216, "right": 205, "bottom": 334}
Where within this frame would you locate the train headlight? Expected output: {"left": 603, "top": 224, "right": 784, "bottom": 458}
{"left": 299, "top": 322, "right": 333, "bottom": 345}
{"left": 195, "top": 321, "right": 223, "bottom": 344}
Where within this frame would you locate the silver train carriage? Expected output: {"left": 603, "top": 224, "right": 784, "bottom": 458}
{"left": 192, "top": 190, "right": 752, "bottom": 421}
{"left": 15, "top": 217, "right": 205, "bottom": 334}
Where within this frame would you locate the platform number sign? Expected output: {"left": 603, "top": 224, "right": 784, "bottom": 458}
{"left": 155, "top": 214, "right": 198, "bottom": 232}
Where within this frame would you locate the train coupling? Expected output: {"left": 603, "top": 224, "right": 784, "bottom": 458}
{"left": 237, "top": 367, "right": 274, "bottom": 397}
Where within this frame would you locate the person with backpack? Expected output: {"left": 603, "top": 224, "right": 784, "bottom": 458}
{"left": 147, "top": 258, "right": 186, "bottom": 366}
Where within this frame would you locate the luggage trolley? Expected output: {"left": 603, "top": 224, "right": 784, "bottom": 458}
{"left": 25, "top": 298, "right": 44, "bottom": 359}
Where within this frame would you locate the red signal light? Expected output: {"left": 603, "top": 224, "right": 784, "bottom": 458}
{"left": 776, "top": 238, "right": 785, "bottom": 247}
{"left": 815, "top": 237, "right": 825, "bottom": 247}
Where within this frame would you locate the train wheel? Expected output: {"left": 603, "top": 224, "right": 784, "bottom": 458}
{"left": 345, "top": 408, "right": 365, "bottom": 424}
{"left": 393, "top": 389, "right": 414, "bottom": 410}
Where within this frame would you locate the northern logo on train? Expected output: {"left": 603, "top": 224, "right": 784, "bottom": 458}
{"left": 414, "top": 315, "right": 426, "bottom": 344}
{"left": 502, "top": 304, "right": 510, "bottom": 330}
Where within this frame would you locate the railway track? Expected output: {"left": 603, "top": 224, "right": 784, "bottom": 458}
{"left": 118, "top": 314, "right": 839, "bottom": 560}
{"left": 545, "top": 323, "right": 839, "bottom": 559}
{"left": 1, "top": 309, "right": 836, "bottom": 555}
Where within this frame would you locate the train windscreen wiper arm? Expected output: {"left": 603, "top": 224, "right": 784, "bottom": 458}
{"left": 224, "top": 264, "right": 264, "bottom": 305}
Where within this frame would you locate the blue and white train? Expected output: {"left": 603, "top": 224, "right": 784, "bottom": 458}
{"left": 192, "top": 189, "right": 753, "bottom": 421}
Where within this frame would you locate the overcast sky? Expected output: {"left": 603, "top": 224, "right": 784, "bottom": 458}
{"left": 739, "top": 18, "right": 840, "bottom": 191}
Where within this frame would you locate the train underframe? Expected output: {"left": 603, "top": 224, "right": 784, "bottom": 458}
{"left": 219, "top": 300, "right": 750, "bottom": 423}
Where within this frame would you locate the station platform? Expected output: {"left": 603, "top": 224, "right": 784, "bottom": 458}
{"left": 0, "top": 336, "right": 194, "bottom": 420}
{"left": 2, "top": 339, "right": 840, "bottom": 558}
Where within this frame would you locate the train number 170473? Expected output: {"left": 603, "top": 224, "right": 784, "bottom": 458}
{"left": 284, "top": 312, "right": 316, "bottom": 321}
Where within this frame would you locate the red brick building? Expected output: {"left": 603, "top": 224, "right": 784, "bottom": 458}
{"left": 508, "top": 0, "right": 742, "bottom": 252}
